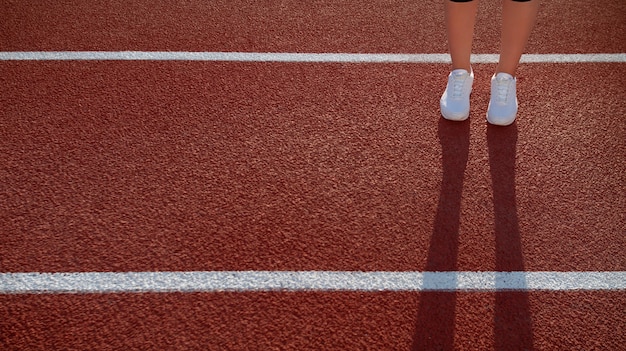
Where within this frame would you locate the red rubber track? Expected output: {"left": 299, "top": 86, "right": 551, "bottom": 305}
{"left": 1, "top": 292, "right": 624, "bottom": 350}
{"left": 1, "top": 0, "right": 626, "bottom": 350}
{"left": 1, "top": 63, "right": 624, "bottom": 273}
{"left": 1, "top": 0, "right": 625, "bottom": 53}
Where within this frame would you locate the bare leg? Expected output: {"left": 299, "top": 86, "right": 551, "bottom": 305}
{"left": 445, "top": 0, "right": 479, "bottom": 72}
{"left": 497, "top": 0, "right": 540, "bottom": 75}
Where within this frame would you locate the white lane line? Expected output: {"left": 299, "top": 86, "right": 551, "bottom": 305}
{"left": 1, "top": 271, "right": 624, "bottom": 294}
{"left": 1, "top": 51, "right": 625, "bottom": 63}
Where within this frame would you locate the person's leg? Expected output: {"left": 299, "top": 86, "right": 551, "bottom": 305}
{"left": 497, "top": 0, "right": 540, "bottom": 75}
{"left": 487, "top": 0, "right": 539, "bottom": 125}
{"left": 440, "top": 0, "right": 479, "bottom": 121}
{"left": 445, "top": 0, "right": 479, "bottom": 72}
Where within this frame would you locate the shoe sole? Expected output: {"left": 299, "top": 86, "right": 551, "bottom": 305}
{"left": 442, "top": 111, "right": 469, "bottom": 121}
{"left": 486, "top": 112, "right": 516, "bottom": 126}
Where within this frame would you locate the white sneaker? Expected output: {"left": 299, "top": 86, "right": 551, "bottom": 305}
{"left": 487, "top": 72, "right": 518, "bottom": 126}
{"left": 440, "top": 69, "right": 474, "bottom": 121}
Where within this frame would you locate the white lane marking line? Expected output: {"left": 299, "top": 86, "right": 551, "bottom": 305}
{"left": 1, "top": 271, "right": 624, "bottom": 294}
{"left": 1, "top": 52, "right": 625, "bottom": 63}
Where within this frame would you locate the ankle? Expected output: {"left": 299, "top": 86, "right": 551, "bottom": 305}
{"left": 495, "top": 65, "right": 516, "bottom": 77}
{"left": 452, "top": 65, "right": 472, "bottom": 73}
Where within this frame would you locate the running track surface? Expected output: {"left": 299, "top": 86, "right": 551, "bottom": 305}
{"left": 1, "top": 0, "right": 625, "bottom": 350}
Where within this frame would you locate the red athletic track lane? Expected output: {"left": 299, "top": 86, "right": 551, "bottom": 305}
{"left": 1, "top": 0, "right": 625, "bottom": 54}
{"left": 1, "top": 62, "right": 624, "bottom": 273}
{"left": 1, "top": 292, "right": 625, "bottom": 350}
{"left": 2, "top": 0, "right": 626, "bottom": 350}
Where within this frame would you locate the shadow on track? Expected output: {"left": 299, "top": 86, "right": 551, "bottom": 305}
{"left": 411, "top": 119, "right": 534, "bottom": 350}
{"left": 487, "top": 123, "right": 534, "bottom": 351}
{"left": 411, "top": 118, "right": 469, "bottom": 350}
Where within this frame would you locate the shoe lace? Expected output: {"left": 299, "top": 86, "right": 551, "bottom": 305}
{"left": 450, "top": 73, "right": 467, "bottom": 99}
{"left": 494, "top": 76, "right": 512, "bottom": 103}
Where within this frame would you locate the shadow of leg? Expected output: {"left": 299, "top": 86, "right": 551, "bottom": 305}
{"left": 487, "top": 123, "right": 534, "bottom": 351}
{"left": 412, "top": 118, "right": 470, "bottom": 351}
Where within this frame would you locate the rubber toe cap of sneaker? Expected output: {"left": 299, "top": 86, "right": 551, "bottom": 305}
{"left": 486, "top": 107, "right": 516, "bottom": 126}
{"left": 440, "top": 100, "right": 469, "bottom": 121}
